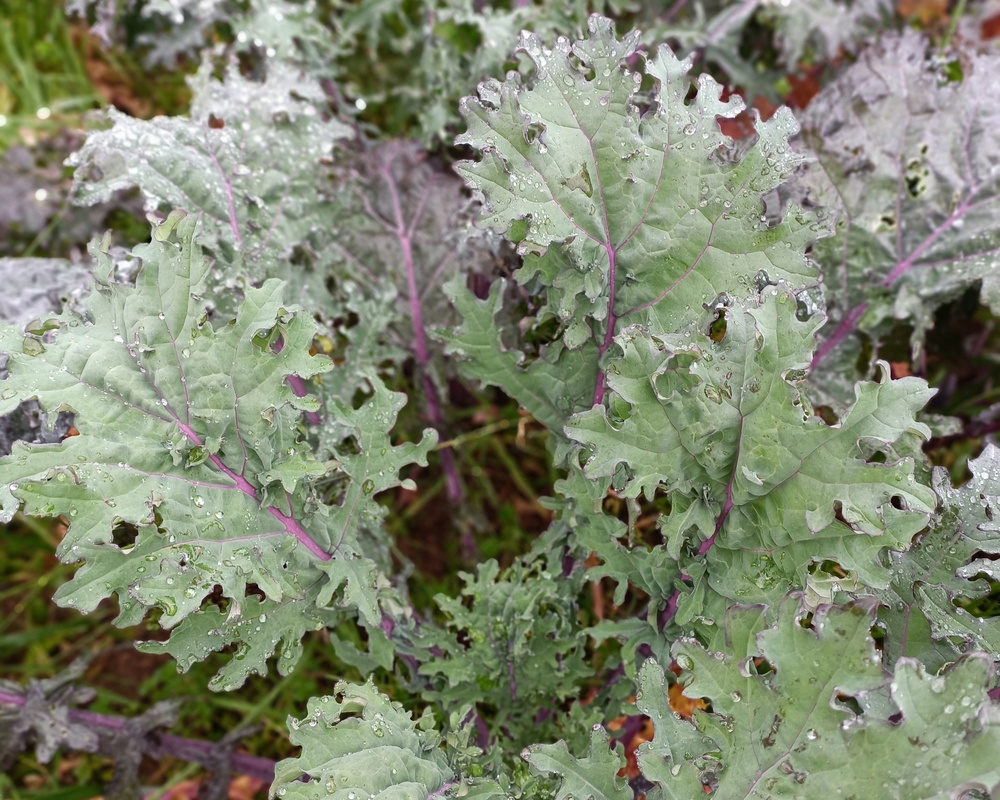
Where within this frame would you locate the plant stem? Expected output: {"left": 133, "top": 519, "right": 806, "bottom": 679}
{"left": 378, "top": 161, "right": 465, "bottom": 507}
{"left": 0, "top": 689, "right": 277, "bottom": 783}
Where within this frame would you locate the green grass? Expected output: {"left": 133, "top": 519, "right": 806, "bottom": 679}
{"left": 0, "top": 0, "right": 101, "bottom": 151}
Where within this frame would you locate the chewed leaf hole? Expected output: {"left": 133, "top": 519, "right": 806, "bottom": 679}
{"left": 567, "top": 53, "right": 596, "bottom": 81}
{"left": 708, "top": 309, "right": 727, "bottom": 342}
{"left": 904, "top": 160, "right": 929, "bottom": 198}
{"left": 561, "top": 164, "right": 594, "bottom": 197}
{"left": 246, "top": 582, "right": 266, "bottom": 600}
{"left": 112, "top": 521, "right": 139, "bottom": 549}
{"left": 524, "top": 122, "right": 546, "bottom": 146}
{"left": 252, "top": 327, "right": 285, "bottom": 354}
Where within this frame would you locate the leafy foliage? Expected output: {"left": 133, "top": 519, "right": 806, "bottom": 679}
{"left": 0, "top": 660, "right": 100, "bottom": 769}
{"left": 270, "top": 681, "right": 467, "bottom": 800}
{"left": 69, "top": 59, "right": 351, "bottom": 287}
{"left": 762, "top": 0, "right": 895, "bottom": 68}
{"left": 523, "top": 727, "right": 630, "bottom": 800}
{"left": 403, "top": 558, "right": 591, "bottom": 748}
{"left": 448, "top": 14, "right": 817, "bottom": 419}
{"left": 4, "top": 4, "right": 1000, "bottom": 800}
{"left": 796, "top": 31, "right": 1000, "bottom": 397}
{"left": 875, "top": 444, "right": 1000, "bottom": 672}
{"left": 317, "top": 139, "right": 494, "bottom": 416}
{"left": 568, "top": 285, "right": 936, "bottom": 615}
{"left": 637, "top": 599, "right": 1000, "bottom": 799}
{"left": 0, "top": 213, "right": 434, "bottom": 690}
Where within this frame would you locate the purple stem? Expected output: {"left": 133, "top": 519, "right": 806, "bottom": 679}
{"left": 810, "top": 160, "right": 984, "bottom": 370}
{"left": 474, "top": 714, "right": 490, "bottom": 748}
{"left": 810, "top": 301, "right": 869, "bottom": 371}
{"left": 661, "top": 0, "right": 689, "bottom": 23}
{"left": 174, "top": 419, "right": 330, "bottom": 561}
{"left": 659, "top": 586, "right": 683, "bottom": 630}
{"left": 0, "top": 689, "right": 276, "bottom": 783}
{"left": 83, "top": 328, "right": 331, "bottom": 562}
{"left": 207, "top": 147, "right": 243, "bottom": 249}
{"left": 507, "top": 656, "right": 519, "bottom": 703}
{"left": 377, "top": 163, "right": 464, "bottom": 506}
{"left": 881, "top": 193, "right": 977, "bottom": 286}
{"left": 696, "top": 424, "right": 741, "bottom": 558}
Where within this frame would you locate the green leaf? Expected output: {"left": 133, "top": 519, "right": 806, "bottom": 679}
{"left": 567, "top": 284, "right": 936, "bottom": 608}
{"left": 454, "top": 15, "right": 818, "bottom": 406}
{"left": 798, "top": 32, "right": 1000, "bottom": 396}
{"left": 762, "top": 0, "right": 894, "bottom": 68}
{"left": 315, "top": 140, "right": 496, "bottom": 414}
{"left": 876, "top": 444, "right": 1000, "bottom": 672}
{"left": 632, "top": 660, "right": 719, "bottom": 800}
{"left": 438, "top": 276, "right": 598, "bottom": 458}
{"left": 523, "top": 726, "right": 631, "bottom": 800}
{"left": 407, "top": 558, "right": 590, "bottom": 745}
{"left": 0, "top": 216, "right": 434, "bottom": 689}
{"left": 638, "top": 598, "right": 1000, "bottom": 799}
{"left": 68, "top": 59, "right": 351, "bottom": 281}
{"left": 270, "top": 680, "right": 458, "bottom": 800}
{"left": 309, "top": 284, "right": 406, "bottom": 419}
{"left": 547, "top": 465, "right": 680, "bottom": 617}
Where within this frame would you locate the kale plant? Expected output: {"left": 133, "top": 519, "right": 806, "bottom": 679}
{"left": 3, "top": 4, "right": 1000, "bottom": 799}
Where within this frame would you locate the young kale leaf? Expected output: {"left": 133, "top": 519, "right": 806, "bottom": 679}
{"left": 68, "top": 59, "right": 350, "bottom": 285}
{"left": 270, "top": 680, "right": 472, "bottom": 800}
{"left": 637, "top": 599, "right": 1000, "bottom": 799}
{"left": 438, "top": 275, "right": 599, "bottom": 461}
{"left": 449, "top": 15, "right": 818, "bottom": 415}
{"left": 567, "top": 285, "right": 936, "bottom": 614}
{"left": 0, "top": 214, "right": 434, "bottom": 690}
{"left": 523, "top": 727, "right": 631, "bottom": 800}
{"left": 406, "top": 558, "right": 590, "bottom": 746}
{"left": 798, "top": 32, "right": 1000, "bottom": 395}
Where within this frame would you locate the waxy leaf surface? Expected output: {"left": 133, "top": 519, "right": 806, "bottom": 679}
{"left": 271, "top": 680, "right": 497, "bottom": 800}
{"left": 452, "top": 14, "right": 818, "bottom": 405}
{"left": 567, "top": 285, "right": 936, "bottom": 608}
{"left": 69, "top": 60, "right": 350, "bottom": 282}
{"left": 0, "top": 216, "right": 434, "bottom": 689}
{"left": 523, "top": 726, "right": 631, "bottom": 800}
{"left": 799, "top": 32, "right": 1000, "bottom": 393}
{"left": 636, "top": 599, "right": 1000, "bottom": 799}
{"left": 876, "top": 444, "right": 1000, "bottom": 672}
